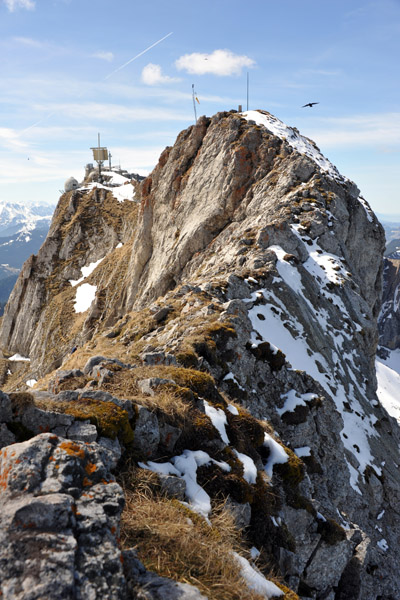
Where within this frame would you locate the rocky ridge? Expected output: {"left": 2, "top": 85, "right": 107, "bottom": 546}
{"left": 0, "top": 110, "right": 399, "bottom": 599}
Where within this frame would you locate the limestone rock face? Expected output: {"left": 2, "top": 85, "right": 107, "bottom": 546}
{"left": 123, "top": 111, "right": 384, "bottom": 326}
{"left": 1, "top": 109, "right": 400, "bottom": 599}
{"left": 379, "top": 257, "right": 400, "bottom": 349}
{"left": 0, "top": 433, "right": 126, "bottom": 599}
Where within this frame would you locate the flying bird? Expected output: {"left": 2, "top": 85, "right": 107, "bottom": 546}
{"left": 302, "top": 102, "right": 319, "bottom": 108}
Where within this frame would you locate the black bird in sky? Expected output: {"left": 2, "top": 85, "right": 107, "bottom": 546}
{"left": 302, "top": 102, "right": 319, "bottom": 108}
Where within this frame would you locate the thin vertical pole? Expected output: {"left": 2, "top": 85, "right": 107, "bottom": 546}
{"left": 247, "top": 72, "right": 249, "bottom": 111}
{"left": 192, "top": 84, "right": 197, "bottom": 124}
{"left": 98, "top": 133, "right": 101, "bottom": 181}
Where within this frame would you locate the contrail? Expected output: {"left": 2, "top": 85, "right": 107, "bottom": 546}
{"left": 103, "top": 31, "right": 173, "bottom": 80}
{"left": 19, "top": 32, "right": 174, "bottom": 135}
{"left": 21, "top": 111, "right": 57, "bottom": 135}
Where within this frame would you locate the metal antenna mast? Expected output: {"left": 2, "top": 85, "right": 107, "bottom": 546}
{"left": 247, "top": 72, "right": 249, "bottom": 111}
{"left": 192, "top": 84, "right": 198, "bottom": 124}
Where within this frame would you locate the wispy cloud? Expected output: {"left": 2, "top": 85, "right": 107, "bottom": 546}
{"left": 30, "top": 102, "right": 192, "bottom": 123}
{"left": 3, "top": 0, "right": 35, "bottom": 11}
{"left": 303, "top": 113, "right": 400, "bottom": 148}
{"left": 13, "top": 36, "right": 43, "bottom": 47}
{"left": 91, "top": 51, "right": 114, "bottom": 62}
{"left": 0, "top": 145, "right": 162, "bottom": 184}
{"left": 141, "top": 63, "right": 179, "bottom": 85}
{"left": 107, "top": 145, "right": 164, "bottom": 173}
{"left": 298, "top": 68, "right": 342, "bottom": 77}
{"left": 0, "top": 74, "right": 236, "bottom": 112}
{"left": 0, "top": 155, "right": 81, "bottom": 184}
{"left": 175, "top": 49, "right": 255, "bottom": 76}
{"left": 0, "top": 127, "right": 29, "bottom": 151}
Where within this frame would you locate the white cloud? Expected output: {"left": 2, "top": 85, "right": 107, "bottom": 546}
{"left": 13, "top": 36, "right": 43, "bottom": 47}
{"left": 0, "top": 127, "right": 29, "bottom": 151}
{"left": 175, "top": 49, "right": 255, "bottom": 76}
{"left": 108, "top": 145, "right": 164, "bottom": 172}
{"left": 0, "top": 144, "right": 162, "bottom": 185}
{"left": 141, "top": 63, "right": 179, "bottom": 85}
{"left": 3, "top": 0, "right": 35, "bottom": 11}
{"left": 91, "top": 51, "right": 114, "bottom": 62}
{"left": 303, "top": 113, "right": 400, "bottom": 148}
{"left": 32, "top": 102, "right": 191, "bottom": 123}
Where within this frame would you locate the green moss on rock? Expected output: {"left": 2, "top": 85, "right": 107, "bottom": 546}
{"left": 165, "top": 367, "right": 219, "bottom": 400}
{"left": 226, "top": 408, "right": 265, "bottom": 452}
{"left": 48, "top": 397, "right": 134, "bottom": 444}
{"left": 317, "top": 517, "right": 347, "bottom": 545}
{"left": 274, "top": 451, "right": 305, "bottom": 487}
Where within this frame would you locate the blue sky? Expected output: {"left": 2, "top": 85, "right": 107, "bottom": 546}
{"left": 0, "top": 0, "right": 399, "bottom": 218}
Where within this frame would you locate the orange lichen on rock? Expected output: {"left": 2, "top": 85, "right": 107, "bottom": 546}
{"left": 0, "top": 463, "right": 12, "bottom": 491}
{"left": 85, "top": 462, "right": 97, "bottom": 475}
{"left": 59, "top": 440, "right": 86, "bottom": 460}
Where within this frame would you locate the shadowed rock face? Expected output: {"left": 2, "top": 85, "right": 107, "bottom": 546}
{"left": 2, "top": 110, "right": 400, "bottom": 599}
{"left": 379, "top": 258, "right": 400, "bottom": 349}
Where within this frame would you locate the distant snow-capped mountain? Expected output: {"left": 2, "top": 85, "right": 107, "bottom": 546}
{"left": 0, "top": 201, "right": 55, "bottom": 238}
{"left": 0, "top": 201, "right": 55, "bottom": 313}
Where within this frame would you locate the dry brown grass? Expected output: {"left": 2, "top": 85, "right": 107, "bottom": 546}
{"left": 102, "top": 364, "right": 216, "bottom": 401}
{"left": 1, "top": 363, "right": 32, "bottom": 393}
{"left": 130, "top": 389, "right": 192, "bottom": 422}
{"left": 120, "top": 467, "right": 278, "bottom": 600}
{"left": 101, "top": 366, "right": 214, "bottom": 426}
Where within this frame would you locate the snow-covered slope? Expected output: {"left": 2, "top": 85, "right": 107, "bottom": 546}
{"left": 80, "top": 168, "right": 137, "bottom": 203}
{"left": 376, "top": 350, "right": 400, "bottom": 420}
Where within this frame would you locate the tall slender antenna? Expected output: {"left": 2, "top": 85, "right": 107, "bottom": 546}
{"left": 246, "top": 72, "right": 249, "bottom": 111}
{"left": 192, "top": 84, "right": 198, "bottom": 124}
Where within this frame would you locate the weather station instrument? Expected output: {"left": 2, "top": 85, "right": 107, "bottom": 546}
{"left": 90, "top": 134, "right": 108, "bottom": 182}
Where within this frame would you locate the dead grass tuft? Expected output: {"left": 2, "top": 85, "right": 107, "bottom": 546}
{"left": 134, "top": 388, "right": 192, "bottom": 423}
{"left": 120, "top": 467, "right": 270, "bottom": 600}
{"left": 103, "top": 364, "right": 219, "bottom": 408}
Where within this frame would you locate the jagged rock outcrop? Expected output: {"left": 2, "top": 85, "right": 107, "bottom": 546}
{"left": 1, "top": 109, "right": 399, "bottom": 599}
{"left": 379, "top": 257, "right": 400, "bottom": 349}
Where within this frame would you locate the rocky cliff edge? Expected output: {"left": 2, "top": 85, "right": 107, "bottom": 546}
{"left": 1, "top": 110, "right": 399, "bottom": 600}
